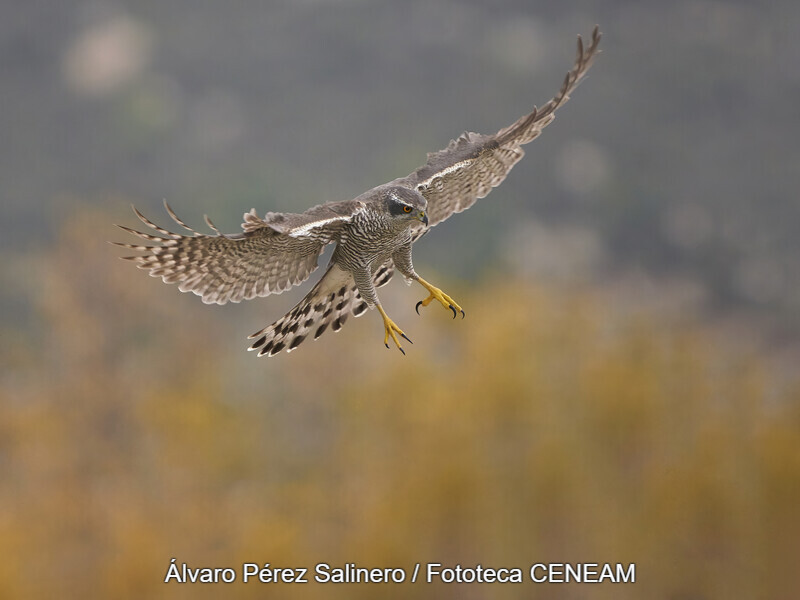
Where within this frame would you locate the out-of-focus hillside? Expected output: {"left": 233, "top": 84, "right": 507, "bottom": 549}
{"left": 2, "top": 3, "right": 800, "bottom": 598}
{"left": 1, "top": 1, "right": 799, "bottom": 339}
{"left": 1, "top": 208, "right": 799, "bottom": 599}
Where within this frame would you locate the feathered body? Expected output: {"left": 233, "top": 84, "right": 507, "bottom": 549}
{"left": 247, "top": 186, "right": 426, "bottom": 356}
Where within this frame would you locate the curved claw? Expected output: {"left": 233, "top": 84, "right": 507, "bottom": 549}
{"left": 378, "top": 305, "right": 410, "bottom": 355}
{"left": 385, "top": 341, "right": 405, "bottom": 355}
{"left": 460, "top": 309, "right": 465, "bottom": 319}
{"left": 415, "top": 278, "right": 464, "bottom": 321}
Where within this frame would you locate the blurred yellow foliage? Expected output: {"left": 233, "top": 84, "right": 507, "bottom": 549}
{"left": 1, "top": 209, "right": 798, "bottom": 599}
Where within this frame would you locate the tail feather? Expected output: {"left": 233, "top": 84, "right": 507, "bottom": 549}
{"left": 248, "top": 262, "right": 394, "bottom": 357}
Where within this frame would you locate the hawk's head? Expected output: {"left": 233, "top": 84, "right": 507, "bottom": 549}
{"left": 384, "top": 187, "right": 428, "bottom": 226}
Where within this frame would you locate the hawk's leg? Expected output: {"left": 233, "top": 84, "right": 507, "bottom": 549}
{"left": 376, "top": 304, "right": 412, "bottom": 355}
{"left": 390, "top": 243, "right": 465, "bottom": 320}
{"left": 415, "top": 277, "right": 465, "bottom": 319}
{"left": 348, "top": 263, "right": 411, "bottom": 355}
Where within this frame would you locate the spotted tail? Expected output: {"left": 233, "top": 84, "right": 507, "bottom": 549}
{"left": 247, "top": 262, "right": 394, "bottom": 357}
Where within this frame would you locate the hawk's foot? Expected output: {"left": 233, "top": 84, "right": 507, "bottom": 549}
{"left": 415, "top": 277, "right": 465, "bottom": 319}
{"left": 376, "top": 305, "right": 412, "bottom": 355}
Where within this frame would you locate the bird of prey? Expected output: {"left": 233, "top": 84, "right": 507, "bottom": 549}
{"left": 115, "top": 26, "right": 601, "bottom": 357}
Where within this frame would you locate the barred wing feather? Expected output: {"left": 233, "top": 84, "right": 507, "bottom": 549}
{"left": 113, "top": 200, "right": 364, "bottom": 305}
{"left": 400, "top": 26, "right": 601, "bottom": 235}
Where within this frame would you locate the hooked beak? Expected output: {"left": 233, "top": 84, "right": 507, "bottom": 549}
{"left": 418, "top": 211, "right": 428, "bottom": 226}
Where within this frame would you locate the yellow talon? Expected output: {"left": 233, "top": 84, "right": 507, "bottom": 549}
{"left": 376, "top": 305, "right": 412, "bottom": 355}
{"left": 415, "top": 277, "right": 465, "bottom": 319}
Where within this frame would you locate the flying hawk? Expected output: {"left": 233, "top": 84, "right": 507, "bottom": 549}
{"left": 115, "top": 26, "right": 602, "bottom": 356}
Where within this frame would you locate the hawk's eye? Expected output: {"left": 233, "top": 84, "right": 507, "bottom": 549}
{"left": 403, "top": 205, "right": 412, "bottom": 213}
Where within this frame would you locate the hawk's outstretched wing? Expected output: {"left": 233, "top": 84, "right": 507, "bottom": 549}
{"left": 399, "top": 26, "right": 601, "bottom": 233}
{"left": 113, "top": 199, "right": 365, "bottom": 305}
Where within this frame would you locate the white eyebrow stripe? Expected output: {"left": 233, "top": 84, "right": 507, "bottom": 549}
{"left": 416, "top": 159, "right": 473, "bottom": 189}
{"left": 287, "top": 215, "right": 352, "bottom": 237}
{"left": 388, "top": 191, "right": 411, "bottom": 206}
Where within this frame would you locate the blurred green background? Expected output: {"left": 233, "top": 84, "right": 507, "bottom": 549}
{"left": 1, "top": 1, "right": 799, "bottom": 598}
